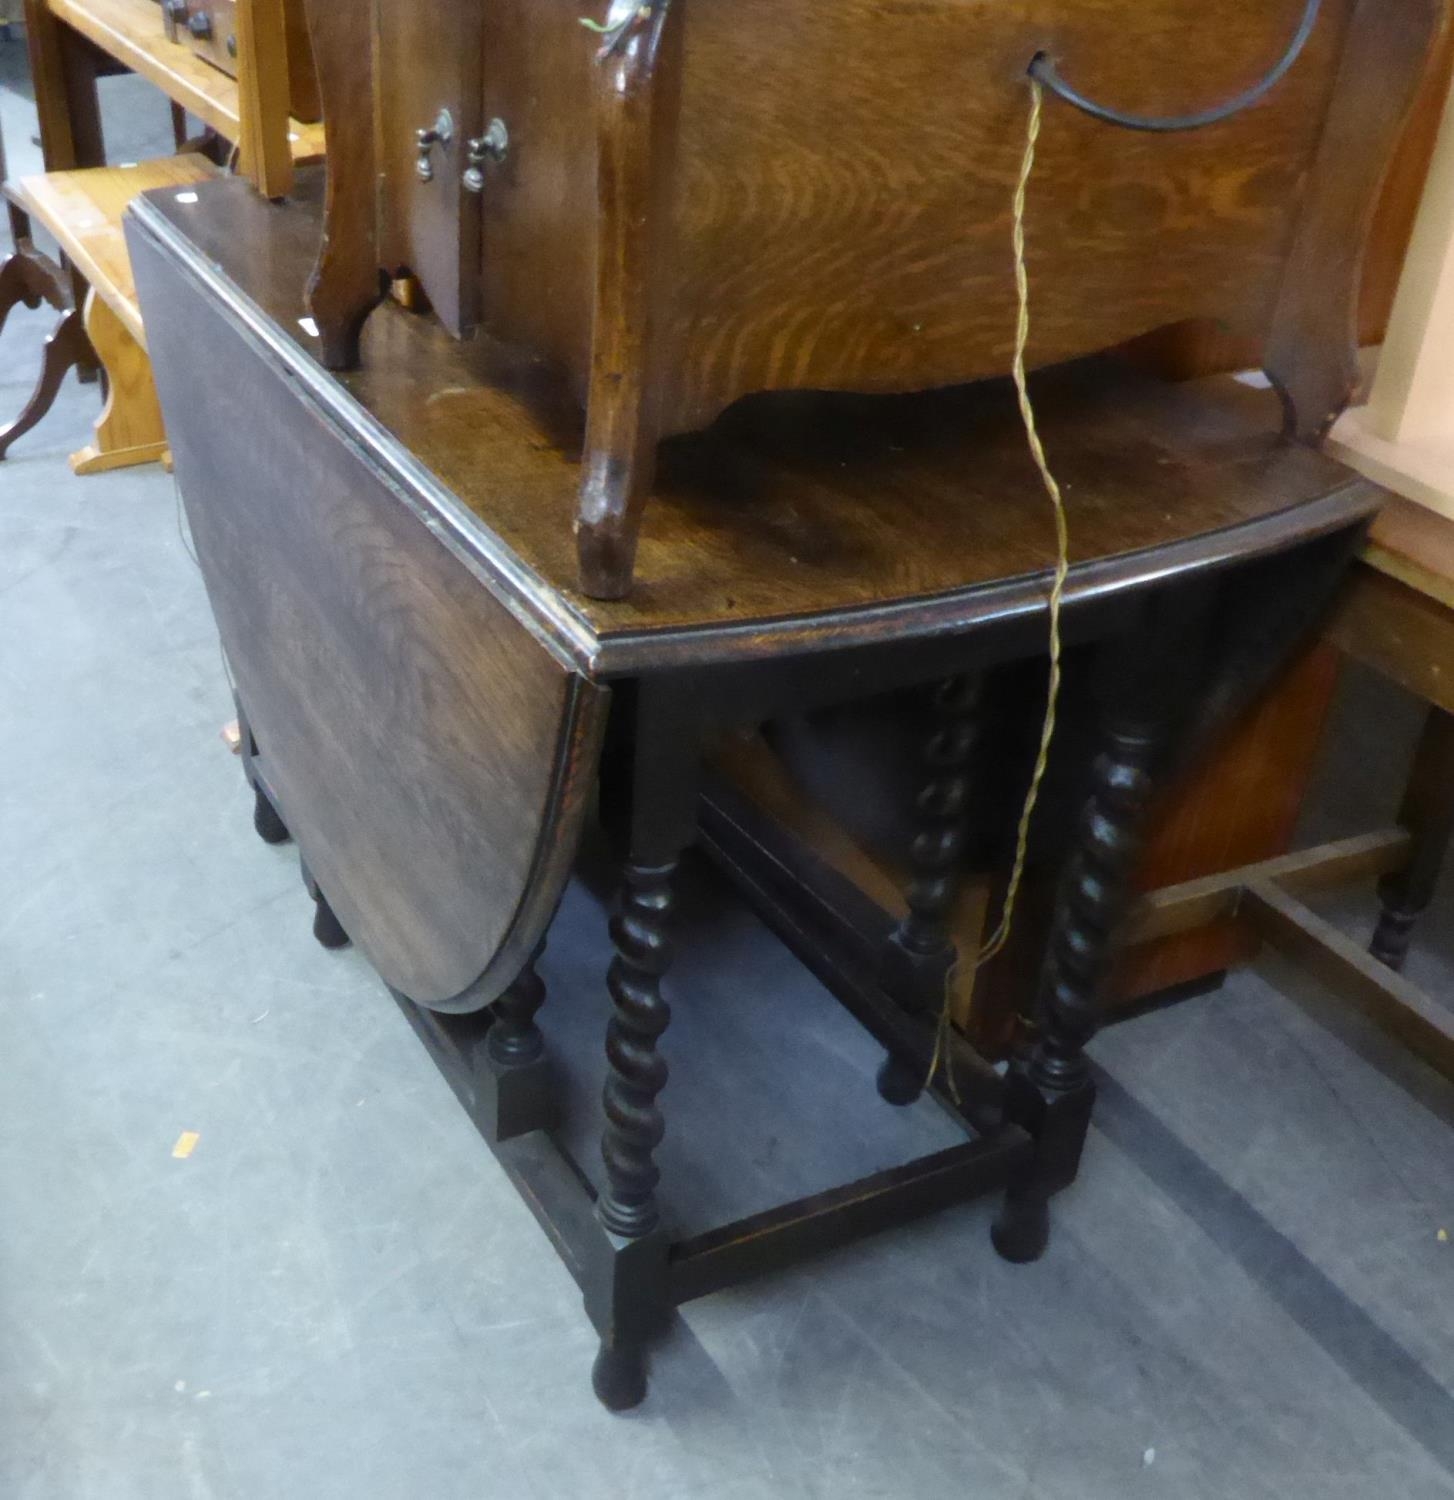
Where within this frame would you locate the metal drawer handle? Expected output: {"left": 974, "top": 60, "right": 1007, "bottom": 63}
{"left": 463, "top": 119, "right": 510, "bottom": 195}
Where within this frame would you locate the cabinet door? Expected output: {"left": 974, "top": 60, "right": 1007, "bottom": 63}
{"left": 375, "top": 0, "right": 482, "bottom": 337}
{"left": 478, "top": 0, "right": 595, "bottom": 392}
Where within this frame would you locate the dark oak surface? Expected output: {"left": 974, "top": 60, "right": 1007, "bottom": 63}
{"left": 132, "top": 171, "right": 1381, "bottom": 674}
{"left": 129, "top": 208, "right": 608, "bottom": 1010}
{"left": 303, "top": 0, "right": 1439, "bottom": 596}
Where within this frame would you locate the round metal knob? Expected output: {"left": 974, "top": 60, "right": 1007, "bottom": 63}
{"left": 187, "top": 10, "right": 213, "bottom": 39}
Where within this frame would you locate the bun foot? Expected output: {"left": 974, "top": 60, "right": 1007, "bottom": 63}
{"left": 252, "top": 785, "right": 291, "bottom": 845}
{"left": 876, "top": 1053, "right": 924, "bottom": 1107}
{"left": 311, "top": 891, "right": 350, "bottom": 950}
{"left": 1369, "top": 906, "right": 1415, "bottom": 972}
{"left": 592, "top": 1340, "right": 647, "bottom": 1412}
{"left": 991, "top": 1190, "right": 1050, "bottom": 1264}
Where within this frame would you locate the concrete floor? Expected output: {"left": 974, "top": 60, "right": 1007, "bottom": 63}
{"left": 4, "top": 37, "right": 1454, "bottom": 1499}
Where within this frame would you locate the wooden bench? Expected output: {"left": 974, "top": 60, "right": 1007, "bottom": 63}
{"left": 0, "top": 154, "right": 215, "bottom": 470}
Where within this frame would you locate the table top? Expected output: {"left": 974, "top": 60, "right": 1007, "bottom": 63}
{"left": 130, "top": 170, "right": 1381, "bottom": 675}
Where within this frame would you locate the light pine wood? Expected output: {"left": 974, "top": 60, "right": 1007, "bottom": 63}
{"left": 44, "top": 0, "right": 324, "bottom": 180}
{"left": 70, "top": 287, "right": 168, "bottom": 473}
{"left": 12, "top": 155, "right": 217, "bottom": 346}
{"left": 233, "top": 0, "right": 293, "bottom": 198}
{"left": 11, "top": 156, "right": 214, "bottom": 472}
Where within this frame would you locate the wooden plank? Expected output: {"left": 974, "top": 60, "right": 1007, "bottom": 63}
{"left": 1325, "top": 564, "right": 1454, "bottom": 715}
{"left": 45, "top": 0, "right": 323, "bottom": 165}
{"left": 13, "top": 155, "right": 217, "bottom": 346}
{"left": 668, "top": 1134, "right": 1031, "bottom": 1307}
{"left": 1243, "top": 880, "right": 1454, "bottom": 1082}
{"left": 1126, "top": 829, "right": 1411, "bottom": 944}
{"left": 1364, "top": 496, "right": 1454, "bottom": 609}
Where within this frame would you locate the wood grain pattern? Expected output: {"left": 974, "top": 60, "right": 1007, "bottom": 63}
{"left": 338, "top": 0, "right": 1437, "bottom": 594}
{"left": 232, "top": 0, "right": 293, "bottom": 198}
{"left": 374, "top": 0, "right": 481, "bottom": 338}
{"left": 162, "top": 0, "right": 321, "bottom": 123}
{"left": 300, "top": 0, "right": 381, "bottom": 369}
{"left": 44, "top": 0, "right": 324, "bottom": 168}
{"left": 13, "top": 154, "right": 217, "bottom": 346}
{"left": 69, "top": 286, "right": 168, "bottom": 473}
{"left": 1326, "top": 561, "right": 1454, "bottom": 716}
{"left": 137, "top": 171, "right": 1386, "bottom": 673}
{"left": 1114, "top": 639, "right": 1342, "bottom": 1000}
{"left": 1266, "top": 0, "right": 1447, "bottom": 439}
{"left": 128, "top": 212, "right": 609, "bottom": 1010}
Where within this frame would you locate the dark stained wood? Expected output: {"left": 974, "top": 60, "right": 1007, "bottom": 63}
{"left": 127, "top": 211, "right": 610, "bottom": 1012}
{"left": 132, "top": 172, "right": 1384, "bottom": 674}
{"left": 576, "top": 0, "right": 678, "bottom": 597}
{"left": 373, "top": 0, "right": 481, "bottom": 338}
{"left": 994, "top": 585, "right": 1215, "bottom": 1264}
{"left": 1115, "top": 639, "right": 1342, "bottom": 1000}
{"left": 24, "top": 0, "right": 106, "bottom": 170}
{"left": 126, "top": 147, "right": 1423, "bottom": 1411}
{"left": 0, "top": 306, "right": 89, "bottom": 459}
{"left": 1266, "top": 0, "right": 1447, "bottom": 439}
{"left": 312, "top": 0, "right": 1440, "bottom": 593}
{"left": 300, "top": 0, "right": 382, "bottom": 369}
{"left": 1371, "top": 705, "right": 1454, "bottom": 970}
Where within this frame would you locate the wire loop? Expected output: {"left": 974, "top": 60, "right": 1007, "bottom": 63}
{"left": 1029, "top": 0, "right": 1322, "bottom": 133}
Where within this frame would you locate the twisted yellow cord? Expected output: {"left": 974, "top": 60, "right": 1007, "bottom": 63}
{"left": 927, "top": 77, "right": 1069, "bottom": 1099}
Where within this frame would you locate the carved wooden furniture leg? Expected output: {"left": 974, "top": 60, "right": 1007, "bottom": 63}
{"left": 1371, "top": 705, "right": 1454, "bottom": 970}
{"left": 0, "top": 241, "right": 68, "bottom": 341}
{"left": 300, "top": 0, "right": 384, "bottom": 368}
{"left": 990, "top": 585, "right": 1218, "bottom": 1265}
{"left": 991, "top": 700, "right": 1166, "bottom": 1263}
{"left": 0, "top": 305, "right": 87, "bottom": 460}
{"left": 587, "top": 683, "right": 695, "bottom": 1411}
{"left": 69, "top": 291, "right": 169, "bottom": 475}
{"left": 877, "top": 673, "right": 981, "bottom": 1105}
{"left": 480, "top": 941, "right": 558, "bottom": 1141}
{"left": 576, "top": 2, "right": 677, "bottom": 600}
{"left": 590, "top": 854, "right": 678, "bottom": 1410}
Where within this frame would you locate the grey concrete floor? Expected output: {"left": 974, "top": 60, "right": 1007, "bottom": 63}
{"left": 4, "top": 37, "right": 1454, "bottom": 1499}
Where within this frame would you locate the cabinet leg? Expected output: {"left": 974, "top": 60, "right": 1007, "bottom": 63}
{"left": 993, "top": 654, "right": 1177, "bottom": 1263}
{"left": 1371, "top": 705, "right": 1454, "bottom": 972}
{"left": 877, "top": 674, "right": 981, "bottom": 1105}
{"left": 0, "top": 306, "right": 87, "bottom": 460}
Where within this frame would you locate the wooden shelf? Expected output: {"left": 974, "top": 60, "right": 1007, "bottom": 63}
{"left": 46, "top": 0, "right": 324, "bottom": 163}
